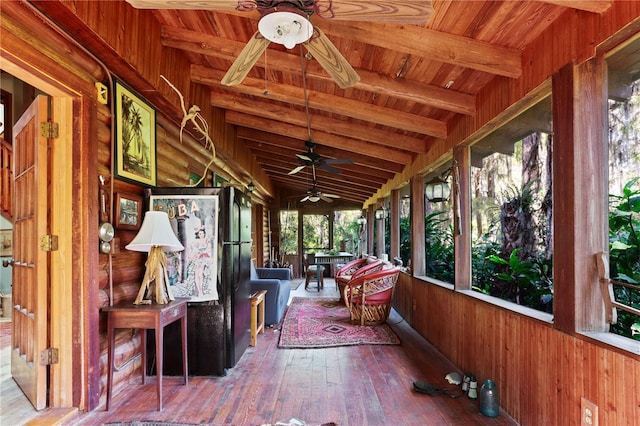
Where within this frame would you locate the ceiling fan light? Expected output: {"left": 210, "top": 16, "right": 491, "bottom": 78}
{"left": 308, "top": 195, "right": 321, "bottom": 202}
{"left": 258, "top": 11, "right": 313, "bottom": 49}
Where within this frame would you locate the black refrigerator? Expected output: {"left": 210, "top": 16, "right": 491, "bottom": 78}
{"left": 145, "top": 186, "right": 252, "bottom": 376}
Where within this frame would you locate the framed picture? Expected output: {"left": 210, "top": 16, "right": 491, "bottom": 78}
{"left": 114, "top": 192, "right": 143, "bottom": 230}
{"left": 149, "top": 192, "right": 220, "bottom": 302}
{"left": 0, "top": 229, "right": 12, "bottom": 257}
{"left": 114, "top": 79, "right": 157, "bottom": 186}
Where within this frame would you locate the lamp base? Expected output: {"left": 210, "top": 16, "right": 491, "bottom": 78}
{"left": 133, "top": 246, "right": 175, "bottom": 305}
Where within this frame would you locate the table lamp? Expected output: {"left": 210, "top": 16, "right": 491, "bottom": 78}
{"left": 126, "top": 211, "right": 184, "bottom": 305}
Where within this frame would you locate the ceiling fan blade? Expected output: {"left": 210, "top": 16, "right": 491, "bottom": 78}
{"left": 288, "top": 165, "right": 306, "bottom": 175}
{"left": 323, "top": 193, "right": 341, "bottom": 198}
{"left": 318, "top": 1, "right": 434, "bottom": 25}
{"left": 304, "top": 28, "right": 360, "bottom": 89}
{"left": 324, "top": 158, "right": 353, "bottom": 165}
{"left": 296, "top": 153, "right": 314, "bottom": 162}
{"left": 221, "top": 31, "right": 270, "bottom": 86}
{"left": 300, "top": 195, "right": 310, "bottom": 202}
{"left": 318, "top": 194, "right": 334, "bottom": 203}
{"left": 125, "top": 0, "right": 249, "bottom": 10}
{"left": 318, "top": 163, "right": 342, "bottom": 174}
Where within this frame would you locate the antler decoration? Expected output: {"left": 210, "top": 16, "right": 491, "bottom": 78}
{"left": 161, "top": 75, "right": 216, "bottom": 186}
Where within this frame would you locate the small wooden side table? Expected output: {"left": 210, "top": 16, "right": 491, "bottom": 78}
{"left": 103, "top": 299, "right": 188, "bottom": 411}
{"left": 250, "top": 290, "right": 267, "bottom": 346}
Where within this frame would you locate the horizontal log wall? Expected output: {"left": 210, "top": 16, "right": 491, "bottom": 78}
{"left": 393, "top": 277, "right": 639, "bottom": 426}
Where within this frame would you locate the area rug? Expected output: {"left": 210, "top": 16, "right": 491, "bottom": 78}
{"left": 278, "top": 297, "right": 400, "bottom": 348}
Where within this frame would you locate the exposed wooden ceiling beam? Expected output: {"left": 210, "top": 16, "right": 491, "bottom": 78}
{"left": 247, "top": 144, "right": 395, "bottom": 183}
{"left": 270, "top": 176, "right": 370, "bottom": 204}
{"left": 537, "top": 1, "right": 612, "bottom": 13}
{"left": 198, "top": 70, "right": 446, "bottom": 137}
{"left": 256, "top": 160, "right": 385, "bottom": 193}
{"left": 320, "top": 21, "right": 522, "bottom": 79}
{"left": 163, "top": 26, "right": 476, "bottom": 115}
{"left": 239, "top": 129, "right": 401, "bottom": 177}
{"left": 201, "top": 73, "right": 447, "bottom": 138}
{"left": 202, "top": 84, "right": 429, "bottom": 153}
{"left": 161, "top": 17, "right": 519, "bottom": 78}
{"left": 227, "top": 113, "right": 412, "bottom": 167}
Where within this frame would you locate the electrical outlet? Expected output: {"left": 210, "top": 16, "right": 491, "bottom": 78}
{"left": 581, "top": 397, "right": 598, "bottom": 426}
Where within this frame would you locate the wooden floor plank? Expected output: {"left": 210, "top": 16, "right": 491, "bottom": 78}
{"left": 2, "top": 281, "right": 519, "bottom": 425}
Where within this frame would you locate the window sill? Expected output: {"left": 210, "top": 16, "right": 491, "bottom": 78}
{"left": 415, "top": 275, "right": 553, "bottom": 324}
{"left": 579, "top": 331, "right": 640, "bottom": 356}
{"left": 413, "top": 275, "right": 639, "bottom": 356}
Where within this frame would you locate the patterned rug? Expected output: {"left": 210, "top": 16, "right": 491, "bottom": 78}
{"left": 278, "top": 297, "right": 400, "bottom": 348}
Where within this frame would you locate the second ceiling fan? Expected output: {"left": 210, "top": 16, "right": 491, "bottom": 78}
{"left": 126, "top": 0, "right": 434, "bottom": 89}
{"left": 288, "top": 140, "right": 352, "bottom": 175}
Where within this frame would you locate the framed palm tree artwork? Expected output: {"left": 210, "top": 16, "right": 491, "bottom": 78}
{"left": 114, "top": 79, "right": 156, "bottom": 186}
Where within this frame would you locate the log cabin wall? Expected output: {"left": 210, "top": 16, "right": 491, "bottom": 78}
{"left": 29, "top": 1, "right": 276, "bottom": 410}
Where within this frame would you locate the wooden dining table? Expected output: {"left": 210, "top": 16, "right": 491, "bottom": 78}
{"left": 313, "top": 253, "right": 354, "bottom": 277}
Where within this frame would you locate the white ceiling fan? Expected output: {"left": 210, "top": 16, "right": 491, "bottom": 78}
{"left": 300, "top": 181, "right": 341, "bottom": 203}
{"left": 125, "top": 1, "right": 434, "bottom": 89}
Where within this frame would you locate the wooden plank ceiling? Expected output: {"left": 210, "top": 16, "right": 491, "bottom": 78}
{"left": 126, "top": 0, "right": 611, "bottom": 207}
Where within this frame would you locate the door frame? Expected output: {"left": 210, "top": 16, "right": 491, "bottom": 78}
{"left": 2, "top": 60, "right": 84, "bottom": 409}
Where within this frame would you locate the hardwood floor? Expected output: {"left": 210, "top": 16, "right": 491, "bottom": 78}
{"left": 1, "top": 319, "right": 41, "bottom": 425}
{"left": 4, "top": 279, "right": 519, "bottom": 425}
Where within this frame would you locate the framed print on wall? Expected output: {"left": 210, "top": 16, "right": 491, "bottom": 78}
{"left": 114, "top": 79, "right": 157, "bottom": 186}
{"left": 0, "top": 229, "right": 12, "bottom": 257}
{"left": 114, "top": 192, "right": 143, "bottom": 230}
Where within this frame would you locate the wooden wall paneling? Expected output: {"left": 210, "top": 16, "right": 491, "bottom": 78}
{"left": 393, "top": 275, "right": 639, "bottom": 426}
{"left": 392, "top": 272, "right": 412, "bottom": 323}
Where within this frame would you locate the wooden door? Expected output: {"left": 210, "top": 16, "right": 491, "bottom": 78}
{"left": 11, "top": 95, "right": 49, "bottom": 410}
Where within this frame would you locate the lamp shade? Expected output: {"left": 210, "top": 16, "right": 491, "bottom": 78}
{"left": 125, "top": 211, "right": 184, "bottom": 253}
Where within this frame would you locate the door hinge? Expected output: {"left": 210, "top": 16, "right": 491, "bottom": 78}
{"left": 40, "top": 235, "right": 59, "bottom": 251}
{"left": 40, "top": 121, "right": 59, "bottom": 139}
{"left": 40, "top": 348, "right": 59, "bottom": 366}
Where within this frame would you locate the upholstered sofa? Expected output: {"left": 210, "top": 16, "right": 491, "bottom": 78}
{"left": 249, "top": 262, "right": 291, "bottom": 326}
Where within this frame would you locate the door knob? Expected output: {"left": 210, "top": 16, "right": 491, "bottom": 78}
{"left": 2, "top": 258, "right": 14, "bottom": 267}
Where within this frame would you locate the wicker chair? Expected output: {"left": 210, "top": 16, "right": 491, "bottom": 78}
{"left": 336, "top": 257, "right": 368, "bottom": 293}
{"left": 345, "top": 268, "right": 400, "bottom": 326}
{"left": 337, "top": 258, "right": 384, "bottom": 303}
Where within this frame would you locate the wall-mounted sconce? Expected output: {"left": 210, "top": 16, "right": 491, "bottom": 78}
{"left": 356, "top": 215, "right": 367, "bottom": 225}
{"left": 425, "top": 176, "right": 451, "bottom": 203}
{"left": 246, "top": 182, "right": 255, "bottom": 193}
{"left": 375, "top": 206, "right": 388, "bottom": 220}
{"left": 425, "top": 161, "right": 458, "bottom": 203}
